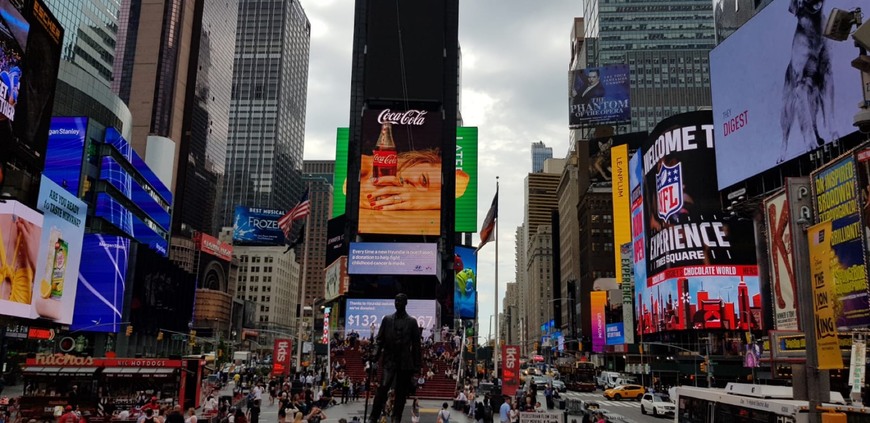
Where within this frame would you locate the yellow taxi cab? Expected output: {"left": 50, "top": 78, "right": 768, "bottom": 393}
{"left": 603, "top": 384, "right": 646, "bottom": 400}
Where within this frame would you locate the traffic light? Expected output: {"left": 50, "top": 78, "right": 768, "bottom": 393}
{"left": 467, "top": 342, "right": 474, "bottom": 353}
{"left": 700, "top": 361, "right": 708, "bottom": 373}
{"left": 189, "top": 330, "right": 197, "bottom": 346}
{"left": 157, "top": 331, "right": 164, "bottom": 341}
{"left": 125, "top": 325, "right": 133, "bottom": 336}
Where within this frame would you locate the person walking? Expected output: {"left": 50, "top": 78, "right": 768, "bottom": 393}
{"left": 499, "top": 397, "right": 511, "bottom": 423}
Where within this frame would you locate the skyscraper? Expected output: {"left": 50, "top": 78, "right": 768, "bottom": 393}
{"left": 221, "top": 0, "right": 311, "bottom": 227}
{"left": 531, "top": 141, "right": 553, "bottom": 173}
{"left": 300, "top": 160, "right": 335, "bottom": 309}
{"left": 583, "top": 0, "right": 716, "bottom": 133}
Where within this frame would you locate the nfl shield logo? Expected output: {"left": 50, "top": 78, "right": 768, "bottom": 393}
{"left": 656, "top": 163, "right": 683, "bottom": 221}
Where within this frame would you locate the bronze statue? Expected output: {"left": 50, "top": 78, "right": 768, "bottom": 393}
{"left": 368, "top": 293, "right": 422, "bottom": 423}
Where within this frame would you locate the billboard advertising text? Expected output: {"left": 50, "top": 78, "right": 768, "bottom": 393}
{"left": 455, "top": 127, "right": 478, "bottom": 232}
{"left": 71, "top": 235, "right": 130, "bottom": 332}
{"left": 764, "top": 190, "right": 799, "bottom": 330}
{"left": 0, "top": 0, "right": 63, "bottom": 172}
{"left": 326, "top": 215, "right": 347, "bottom": 266}
{"left": 811, "top": 155, "right": 870, "bottom": 329}
{"left": 638, "top": 111, "right": 761, "bottom": 335}
{"left": 454, "top": 246, "right": 477, "bottom": 320}
{"left": 44, "top": 117, "right": 88, "bottom": 196}
{"left": 196, "top": 232, "right": 232, "bottom": 262}
{"left": 612, "top": 143, "right": 631, "bottom": 286}
{"left": 345, "top": 298, "right": 438, "bottom": 339}
{"left": 808, "top": 221, "right": 845, "bottom": 369}
{"left": 606, "top": 323, "right": 625, "bottom": 345}
{"left": 348, "top": 242, "right": 438, "bottom": 276}
{"left": 502, "top": 345, "right": 521, "bottom": 396}
{"left": 711, "top": 0, "right": 864, "bottom": 189}
{"left": 272, "top": 338, "right": 292, "bottom": 376}
{"left": 357, "top": 108, "right": 443, "bottom": 235}
{"left": 629, "top": 151, "right": 647, "bottom": 336}
{"left": 591, "top": 291, "right": 606, "bottom": 353}
{"left": 32, "top": 176, "right": 87, "bottom": 324}
{"left": 569, "top": 64, "right": 631, "bottom": 127}
{"left": 233, "top": 206, "right": 286, "bottom": 246}
{"left": 0, "top": 200, "right": 42, "bottom": 319}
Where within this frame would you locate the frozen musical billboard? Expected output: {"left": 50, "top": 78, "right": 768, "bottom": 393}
{"left": 637, "top": 111, "right": 762, "bottom": 335}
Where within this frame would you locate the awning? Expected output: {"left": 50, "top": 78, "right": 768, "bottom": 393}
{"left": 22, "top": 366, "right": 63, "bottom": 375}
{"left": 103, "top": 367, "right": 141, "bottom": 375}
{"left": 58, "top": 367, "right": 99, "bottom": 375}
{"left": 141, "top": 368, "right": 176, "bottom": 377}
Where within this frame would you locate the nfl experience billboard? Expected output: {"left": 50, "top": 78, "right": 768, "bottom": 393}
{"left": 233, "top": 206, "right": 286, "bottom": 246}
{"left": 711, "top": 0, "right": 864, "bottom": 190}
{"left": 569, "top": 64, "right": 631, "bottom": 127}
{"left": 71, "top": 234, "right": 130, "bottom": 332}
{"left": 345, "top": 298, "right": 439, "bottom": 339}
{"left": 638, "top": 111, "right": 761, "bottom": 334}
{"left": 357, "top": 108, "right": 444, "bottom": 235}
{"left": 811, "top": 154, "right": 870, "bottom": 329}
{"left": 455, "top": 127, "right": 478, "bottom": 232}
{"left": 348, "top": 242, "right": 439, "bottom": 276}
{"left": 454, "top": 246, "right": 478, "bottom": 319}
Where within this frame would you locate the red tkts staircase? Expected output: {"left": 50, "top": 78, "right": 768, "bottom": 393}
{"left": 331, "top": 343, "right": 458, "bottom": 400}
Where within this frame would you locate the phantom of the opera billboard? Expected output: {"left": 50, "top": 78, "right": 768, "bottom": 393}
{"left": 569, "top": 64, "right": 631, "bottom": 127}
{"left": 635, "top": 111, "right": 762, "bottom": 335}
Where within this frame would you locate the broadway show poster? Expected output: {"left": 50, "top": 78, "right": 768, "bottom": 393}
{"left": 764, "top": 190, "right": 799, "bottom": 330}
{"left": 357, "top": 108, "right": 444, "bottom": 235}
{"left": 807, "top": 221, "right": 845, "bottom": 370}
{"left": 454, "top": 246, "right": 477, "bottom": 320}
{"left": 233, "top": 206, "right": 286, "bottom": 246}
{"left": 569, "top": 64, "right": 631, "bottom": 127}
{"left": 811, "top": 155, "right": 870, "bottom": 329}
{"left": 637, "top": 111, "right": 761, "bottom": 335}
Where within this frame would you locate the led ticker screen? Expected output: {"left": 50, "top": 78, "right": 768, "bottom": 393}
{"left": 100, "top": 156, "right": 170, "bottom": 231}
{"left": 233, "top": 206, "right": 286, "bottom": 246}
{"left": 345, "top": 298, "right": 438, "bottom": 339}
{"left": 95, "top": 193, "right": 168, "bottom": 257}
{"left": 348, "top": 242, "right": 438, "bottom": 276}
{"left": 71, "top": 235, "right": 130, "bottom": 333}
{"left": 44, "top": 117, "right": 88, "bottom": 196}
{"left": 455, "top": 127, "right": 478, "bottom": 233}
{"left": 357, "top": 108, "right": 443, "bottom": 235}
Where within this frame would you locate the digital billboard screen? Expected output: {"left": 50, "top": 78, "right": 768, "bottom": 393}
{"left": 332, "top": 127, "right": 348, "bottom": 218}
{"left": 101, "top": 156, "right": 171, "bottom": 231}
{"left": 71, "top": 234, "right": 130, "bottom": 332}
{"left": 0, "top": 200, "right": 42, "bottom": 319}
{"left": 357, "top": 108, "right": 443, "bottom": 235}
{"left": 325, "top": 215, "right": 347, "bottom": 266}
{"left": 324, "top": 256, "right": 348, "bottom": 302}
{"left": 344, "top": 298, "right": 438, "bottom": 339}
{"left": 630, "top": 151, "right": 647, "bottom": 337}
{"left": 454, "top": 246, "right": 477, "bottom": 319}
{"left": 569, "top": 64, "right": 631, "bottom": 127}
{"left": 455, "top": 127, "right": 478, "bottom": 233}
{"left": 591, "top": 291, "right": 606, "bottom": 353}
{"left": 811, "top": 155, "right": 870, "bottom": 329}
{"left": 233, "top": 206, "right": 286, "bottom": 246}
{"left": 606, "top": 322, "right": 625, "bottom": 345}
{"left": 711, "top": 0, "right": 864, "bottom": 189}
{"left": 637, "top": 111, "right": 761, "bottom": 335}
{"left": 44, "top": 117, "right": 88, "bottom": 196}
{"left": 348, "top": 242, "right": 438, "bottom": 276}
{"left": 130, "top": 244, "right": 196, "bottom": 334}
{"left": 588, "top": 131, "right": 645, "bottom": 184}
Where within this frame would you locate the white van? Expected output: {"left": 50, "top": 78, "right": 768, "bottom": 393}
{"left": 597, "top": 371, "right": 620, "bottom": 388}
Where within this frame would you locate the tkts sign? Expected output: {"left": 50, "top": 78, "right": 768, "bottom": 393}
{"left": 377, "top": 109, "right": 427, "bottom": 126}
{"left": 502, "top": 345, "right": 521, "bottom": 396}
{"left": 272, "top": 339, "right": 291, "bottom": 376}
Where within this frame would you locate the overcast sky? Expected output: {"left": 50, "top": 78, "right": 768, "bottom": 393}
{"left": 302, "top": 0, "right": 580, "bottom": 344}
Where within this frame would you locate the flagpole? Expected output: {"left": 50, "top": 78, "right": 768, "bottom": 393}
{"left": 493, "top": 176, "right": 499, "bottom": 382}
{"left": 295, "top": 216, "right": 311, "bottom": 373}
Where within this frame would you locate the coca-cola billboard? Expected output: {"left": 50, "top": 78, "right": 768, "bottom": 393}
{"left": 357, "top": 108, "right": 446, "bottom": 236}
{"left": 272, "top": 338, "right": 292, "bottom": 376}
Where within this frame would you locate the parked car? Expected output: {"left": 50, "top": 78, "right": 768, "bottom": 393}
{"left": 603, "top": 384, "right": 646, "bottom": 400}
{"left": 640, "top": 393, "right": 675, "bottom": 417}
{"left": 551, "top": 379, "right": 567, "bottom": 392}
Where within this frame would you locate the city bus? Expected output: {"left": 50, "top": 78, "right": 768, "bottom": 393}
{"left": 674, "top": 383, "right": 870, "bottom": 423}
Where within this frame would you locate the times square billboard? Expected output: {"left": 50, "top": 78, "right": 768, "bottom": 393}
{"left": 635, "top": 111, "right": 762, "bottom": 335}
{"left": 710, "top": 0, "right": 865, "bottom": 190}
{"left": 233, "top": 206, "right": 286, "bottom": 246}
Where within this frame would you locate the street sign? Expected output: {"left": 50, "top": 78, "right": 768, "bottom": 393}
{"left": 519, "top": 411, "right": 561, "bottom": 423}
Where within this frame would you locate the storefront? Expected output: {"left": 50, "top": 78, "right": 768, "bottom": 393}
{"left": 19, "top": 354, "right": 204, "bottom": 422}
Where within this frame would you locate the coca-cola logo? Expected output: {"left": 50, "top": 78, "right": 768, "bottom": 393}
{"left": 377, "top": 109, "right": 428, "bottom": 126}
{"left": 373, "top": 151, "right": 398, "bottom": 166}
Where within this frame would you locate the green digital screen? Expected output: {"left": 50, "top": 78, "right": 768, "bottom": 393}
{"left": 455, "top": 127, "right": 478, "bottom": 233}
{"left": 332, "top": 127, "right": 349, "bottom": 218}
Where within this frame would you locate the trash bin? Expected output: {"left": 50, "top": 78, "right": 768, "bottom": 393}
{"left": 559, "top": 399, "right": 567, "bottom": 410}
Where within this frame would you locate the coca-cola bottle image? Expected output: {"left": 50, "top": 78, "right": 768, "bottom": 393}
{"left": 372, "top": 122, "right": 398, "bottom": 178}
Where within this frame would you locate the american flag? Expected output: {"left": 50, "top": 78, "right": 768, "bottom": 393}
{"left": 279, "top": 189, "right": 310, "bottom": 237}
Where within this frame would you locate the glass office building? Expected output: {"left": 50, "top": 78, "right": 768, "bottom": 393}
{"left": 222, "top": 0, "right": 311, "bottom": 226}
{"left": 531, "top": 141, "right": 553, "bottom": 173}
{"left": 583, "top": 0, "right": 716, "bottom": 133}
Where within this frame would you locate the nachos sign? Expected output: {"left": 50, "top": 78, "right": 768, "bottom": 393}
{"left": 656, "top": 163, "right": 683, "bottom": 221}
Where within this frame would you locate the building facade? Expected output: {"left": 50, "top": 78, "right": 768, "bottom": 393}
{"left": 531, "top": 141, "right": 553, "bottom": 173}
{"left": 234, "top": 246, "right": 301, "bottom": 338}
{"left": 582, "top": 0, "right": 716, "bottom": 133}
{"left": 577, "top": 187, "right": 616, "bottom": 344}
{"left": 221, "top": 0, "right": 311, "bottom": 227}
{"left": 300, "top": 161, "right": 335, "bottom": 309}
